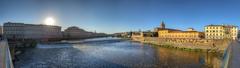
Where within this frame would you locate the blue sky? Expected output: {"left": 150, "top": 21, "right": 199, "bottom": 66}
{"left": 0, "top": 0, "right": 240, "bottom": 34}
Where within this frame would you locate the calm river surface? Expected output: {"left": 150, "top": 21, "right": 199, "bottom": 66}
{"left": 15, "top": 37, "right": 222, "bottom": 68}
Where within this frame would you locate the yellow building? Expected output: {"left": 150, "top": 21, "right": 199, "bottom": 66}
{"left": 158, "top": 28, "right": 204, "bottom": 39}
{"left": 157, "top": 22, "right": 204, "bottom": 39}
{"left": 204, "top": 25, "right": 238, "bottom": 40}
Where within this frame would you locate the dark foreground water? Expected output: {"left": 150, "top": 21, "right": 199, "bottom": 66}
{"left": 15, "top": 37, "right": 222, "bottom": 68}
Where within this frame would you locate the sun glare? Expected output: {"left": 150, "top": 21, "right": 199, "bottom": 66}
{"left": 44, "top": 17, "right": 55, "bottom": 25}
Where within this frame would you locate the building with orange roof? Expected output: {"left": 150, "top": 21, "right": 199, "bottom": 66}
{"left": 157, "top": 22, "right": 204, "bottom": 39}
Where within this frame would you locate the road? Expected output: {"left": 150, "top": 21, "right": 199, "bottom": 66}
{"left": 229, "top": 40, "right": 240, "bottom": 68}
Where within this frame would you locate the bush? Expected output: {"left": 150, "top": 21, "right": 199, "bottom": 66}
{"left": 30, "top": 40, "right": 37, "bottom": 47}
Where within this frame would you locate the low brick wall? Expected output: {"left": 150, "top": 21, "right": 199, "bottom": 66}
{"left": 132, "top": 37, "right": 231, "bottom": 53}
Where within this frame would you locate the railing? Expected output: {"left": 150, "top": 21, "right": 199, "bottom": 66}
{"left": 0, "top": 40, "right": 14, "bottom": 68}
{"left": 221, "top": 41, "right": 233, "bottom": 68}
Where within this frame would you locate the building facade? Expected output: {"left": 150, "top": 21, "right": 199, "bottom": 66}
{"left": 0, "top": 26, "right": 3, "bottom": 38}
{"left": 238, "top": 30, "right": 240, "bottom": 39}
{"left": 3, "top": 22, "right": 62, "bottom": 40}
{"left": 157, "top": 23, "right": 204, "bottom": 39}
{"left": 3, "top": 23, "right": 25, "bottom": 39}
{"left": 204, "top": 25, "right": 238, "bottom": 40}
{"left": 158, "top": 28, "right": 204, "bottom": 39}
{"left": 132, "top": 32, "right": 158, "bottom": 38}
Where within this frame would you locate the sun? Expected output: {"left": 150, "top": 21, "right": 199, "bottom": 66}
{"left": 44, "top": 17, "right": 55, "bottom": 25}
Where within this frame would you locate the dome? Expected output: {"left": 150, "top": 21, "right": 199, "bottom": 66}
{"left": 65, "top": 26, "right": 86, "bottom": 32}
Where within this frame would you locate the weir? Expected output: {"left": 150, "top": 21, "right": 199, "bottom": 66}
{"left": 0, "top": 40, "right": 14, "bottom": 68}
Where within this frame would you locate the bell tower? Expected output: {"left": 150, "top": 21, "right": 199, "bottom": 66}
{"left": 160, "top": 21, "right": 165, "bottom": 29}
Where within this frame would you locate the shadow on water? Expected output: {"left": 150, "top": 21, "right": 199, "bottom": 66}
{"left": 14, "top": 37, "right": 222, "bottom": 68}
{"left": 48, "top": 37, "right": 127, "bottom": 45}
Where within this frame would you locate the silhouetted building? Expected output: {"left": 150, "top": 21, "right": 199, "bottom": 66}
{"left": 0, "top": 26, "right": 3, "bottom": 38}
{"left": 3, "top": 22, "right": 62, "bottom": 41}
{"left": 3, "top": 23, "right": 25, "bottom": 39}
{"left": 63, "top": 26, "right": 94, "bottom": 39}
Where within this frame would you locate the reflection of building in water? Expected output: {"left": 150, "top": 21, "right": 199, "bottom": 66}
{"left": 154, "top": 47, "right": 221, "bottom": 68}
{"left": 155, "top": 47, "right": 200, "bottom": 67}
{"left": 203, "top": 53, "right": 222, "bottom": 68}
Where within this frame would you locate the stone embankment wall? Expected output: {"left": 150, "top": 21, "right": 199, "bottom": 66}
{"left": 132, "top": 37, "right": 231, "bottom": 53}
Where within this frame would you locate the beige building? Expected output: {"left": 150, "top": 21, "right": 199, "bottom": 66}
{"left": 157, "top": 22, "right": 204, "bottom": 39}
{"left": 204, "top": 24, "right": 238, "bottom": 40}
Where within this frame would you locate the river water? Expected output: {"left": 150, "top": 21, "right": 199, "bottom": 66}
{"left": 15, "top": 37, "right": 222, "bottom": 68}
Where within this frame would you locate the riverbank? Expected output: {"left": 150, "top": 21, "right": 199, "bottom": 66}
{"left": 131, "top": 37, "right": 232, "bottom": 55}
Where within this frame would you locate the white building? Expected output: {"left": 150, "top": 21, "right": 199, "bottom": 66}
{"left": 3, "top": 22, "right": 62, "bottom": 40}
{"left": 204, "top": 24, "right": 238, "bottom": 40}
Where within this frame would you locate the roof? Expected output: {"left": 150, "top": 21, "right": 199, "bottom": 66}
{"left": 4, "top": 22, "right": 61, "bottom": 27}
{"left": 157, "top": 28, "right": 203, "bottom": 33}
{"left": 155, "top": 28, "right": 181, "bottom": 31}
{"left": 171, "top": 31, "right": 203, "bottom": 33}
{"left": 64, "top": 26, "right": 86, "bottom": 32}
{"left": 205, "top": 24, "right": 238, "bottom": 27}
